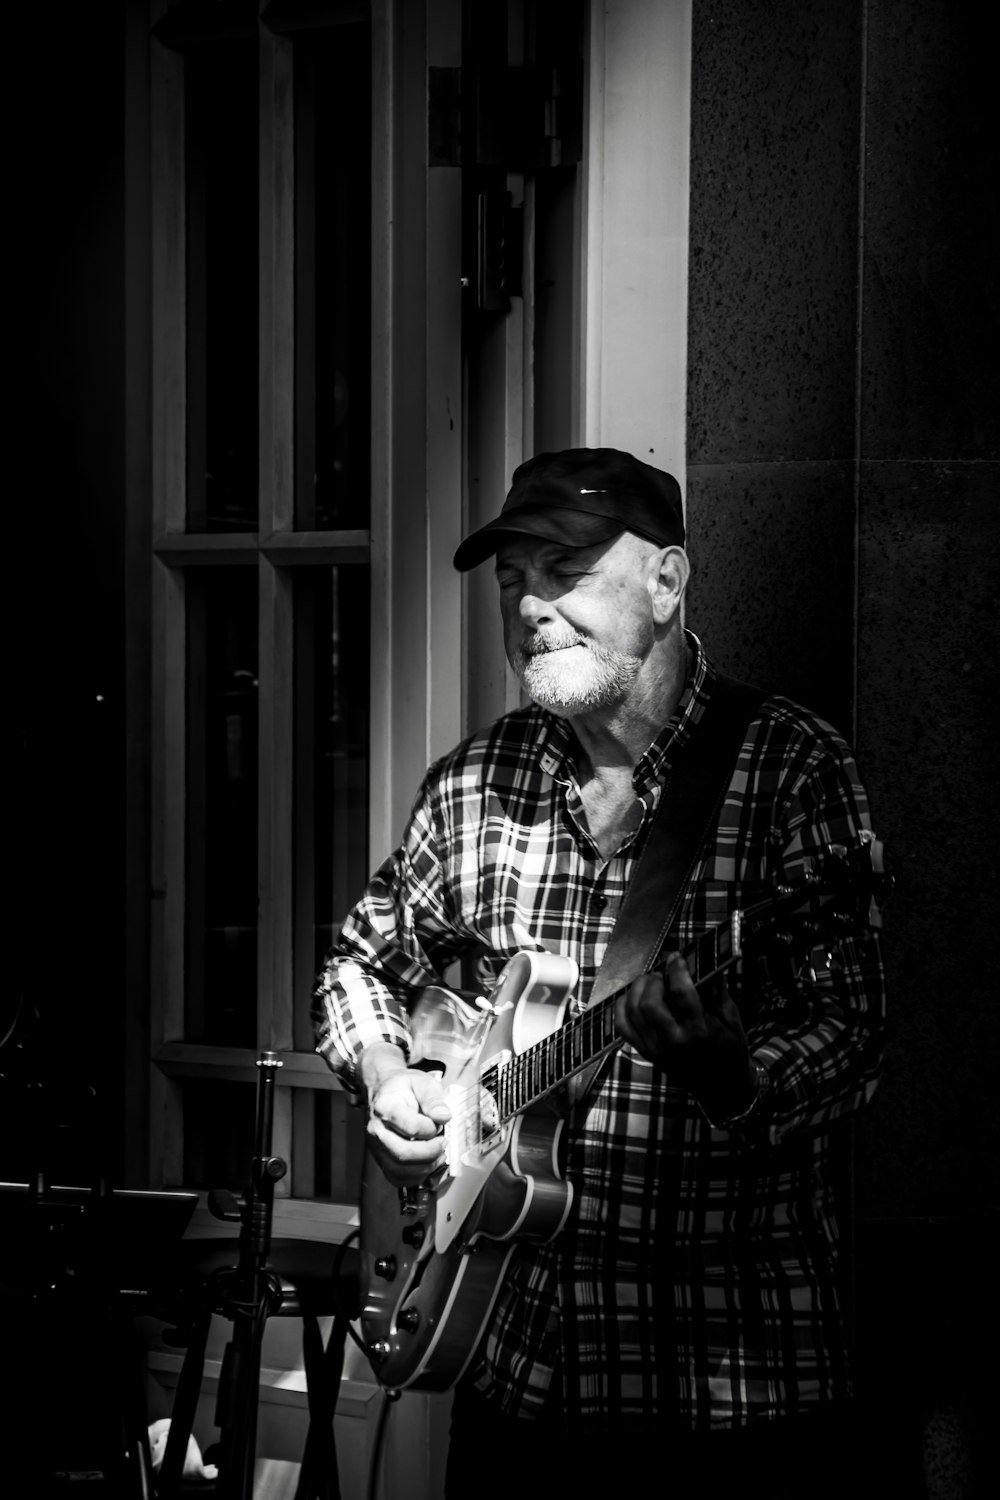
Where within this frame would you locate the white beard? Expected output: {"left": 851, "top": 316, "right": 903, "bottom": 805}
{"left": 511, "top": 632, "right": 642, "bottom": 715}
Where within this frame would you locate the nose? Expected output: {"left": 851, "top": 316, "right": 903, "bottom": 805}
{"left": 518, "top": 589, "right": 557, "bottom": 627}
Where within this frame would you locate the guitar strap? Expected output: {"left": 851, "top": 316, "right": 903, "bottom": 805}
{"left": 568, "top": 674, "right": 767, "bottom": 1108}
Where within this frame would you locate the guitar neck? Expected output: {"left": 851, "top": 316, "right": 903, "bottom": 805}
{"left": 478, "top": 833, "right": 884, "bottom": 1124}
{"left": 486, "top": 911, "right": 744, "bottom": 1122}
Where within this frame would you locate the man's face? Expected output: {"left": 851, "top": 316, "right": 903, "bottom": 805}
{"left": 495, "top": 531, "right": 658, "bottom": 717}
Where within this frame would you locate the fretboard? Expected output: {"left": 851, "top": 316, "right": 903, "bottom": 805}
{"left": 481, "top": 912, "right": 743, "bottom": 1123}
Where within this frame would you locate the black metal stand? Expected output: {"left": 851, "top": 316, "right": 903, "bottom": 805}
{"left": 159, "top": 1051, "right": 286, "bottom": 1500}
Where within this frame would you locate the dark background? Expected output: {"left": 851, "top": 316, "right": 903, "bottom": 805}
{"left": 11, "top": 2, "right": 127, "bottom": 1184}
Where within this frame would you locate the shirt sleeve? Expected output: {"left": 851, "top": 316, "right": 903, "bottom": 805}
{"left": 311, "top": 763, "right": 471, "bottom": 1093}
{"left": 741, "top": 723, "right": 888, "bottom": 1143}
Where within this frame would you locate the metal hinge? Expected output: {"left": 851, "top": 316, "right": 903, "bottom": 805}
{"left": 477, "top": 189, "right": 523, "bottom": 312}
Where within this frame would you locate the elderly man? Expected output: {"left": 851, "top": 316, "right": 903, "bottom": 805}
{"left": 313, "top": 448, "right": 886, "bottom": 1498}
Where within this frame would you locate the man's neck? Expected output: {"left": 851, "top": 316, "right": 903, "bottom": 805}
{"left": 569, "top": 633, "right": 692, "bottom": 779}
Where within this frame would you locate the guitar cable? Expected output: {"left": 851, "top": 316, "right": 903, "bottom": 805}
{"left": 330, "top": 1227, "right": 368, "bottom": 1357}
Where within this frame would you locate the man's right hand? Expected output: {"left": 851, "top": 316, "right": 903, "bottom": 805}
{"left": 359, "top": 1042, "right": 451, "bottom": 1187}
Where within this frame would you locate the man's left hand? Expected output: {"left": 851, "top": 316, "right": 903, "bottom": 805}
{"left": 615, "top": 952, "right": 756, "bottom": 1121}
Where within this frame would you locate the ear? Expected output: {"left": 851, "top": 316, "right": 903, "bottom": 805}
{"left": 646, "top": 546, "right": 690, "bottom": 625}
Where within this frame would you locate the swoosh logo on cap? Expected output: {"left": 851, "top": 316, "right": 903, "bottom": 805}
{"left": 579, "top": 488, "right": 607, "bottom": 493}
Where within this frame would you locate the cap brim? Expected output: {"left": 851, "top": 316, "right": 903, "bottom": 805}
{"left": 453, "top": 509, "right": 623, "bottom": 572}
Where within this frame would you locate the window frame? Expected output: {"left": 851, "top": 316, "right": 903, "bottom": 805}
{"left": 145, "top": 10, "right": 375, "bottom": 1203}
{"left": 135, "top": 0, "right": 466, "bottom": 1212}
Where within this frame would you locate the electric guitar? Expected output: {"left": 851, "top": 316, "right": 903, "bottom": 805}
{"left": 359, "top": 832, "right": 890, "bottom": 1392}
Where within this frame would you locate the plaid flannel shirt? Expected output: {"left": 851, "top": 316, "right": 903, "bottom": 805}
{"left": 313, "top": 636, "right": 886, "bottom": 1429}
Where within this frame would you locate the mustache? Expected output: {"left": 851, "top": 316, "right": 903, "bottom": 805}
{"left": 519, "top": 630, "right": 587, "bottom": 658}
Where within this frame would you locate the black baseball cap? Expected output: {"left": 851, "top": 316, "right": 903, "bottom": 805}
{"left": 453, "top": 447, "right": 685, "bottom": 572}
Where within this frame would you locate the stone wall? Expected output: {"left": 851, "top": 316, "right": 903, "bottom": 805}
{"left": 686, "top": 2, "right": 997, "bottom": 1492}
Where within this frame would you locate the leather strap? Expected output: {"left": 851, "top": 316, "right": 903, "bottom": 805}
{"left": 568, "top": 675, "right": 767, "bottom": 1106}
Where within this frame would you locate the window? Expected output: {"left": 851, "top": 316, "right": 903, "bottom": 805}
{"left": 145, "top": 2, "right": 373, "bottom": 1207}
{"left": 133, "top": 0, "right": 592, "bottom": 1213}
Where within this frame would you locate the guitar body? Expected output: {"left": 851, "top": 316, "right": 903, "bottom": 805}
{"left": 359, "top": 950, "right": 579, "bottom": 1391}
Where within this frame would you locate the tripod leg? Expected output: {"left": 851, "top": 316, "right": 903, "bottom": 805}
{"left": 159, "top": 1305, "right": 213, "bottom": 1499}
{"left": 295, "top": 1312, "right": 332, "bottom": 1500}
{"left": 120, "top": 1312, "right": 156, "bottom": 1500}
{"left": 215, "top": 1284, "right": 282, "bottom": 1500}
{"left": 214, "top": 1319, "right": 254, "bottom": 1500}
{"left": 295, "top": 1306, "right": 356, "bottom": 1500}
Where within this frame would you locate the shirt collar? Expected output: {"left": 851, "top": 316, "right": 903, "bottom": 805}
{"left": 535, "top": 709, "right": 576, "bottom": 779}
{"left": 634, "top": 631, "right": 717, "bottom": 790}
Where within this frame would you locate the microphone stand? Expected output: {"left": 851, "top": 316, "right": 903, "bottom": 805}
{"left": 210, "top": 1050, "right": 287, "bottom": 1500}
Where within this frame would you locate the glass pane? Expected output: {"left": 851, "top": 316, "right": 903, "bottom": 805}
{"left": 186, "top": 568, "right": 259, "bottom": 1045}
{"left": 186, "top": 37, "right": 259, "bottom": 532}
{"left": 293, "top": 24, "right": 372, "bottom": 529}
{"left": 311, "top": 1089, "right": 366, "bottom": 1202}
{"left": 182, "top": 1079, "right": 256, "bottom": 1190}
{"left": 293, "top": 566, "right": 370, "bottom": 1049}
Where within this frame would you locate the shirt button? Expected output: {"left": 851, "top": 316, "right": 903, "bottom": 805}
{"left": 594, "top": 895, "right": 607, "bottom": 909}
